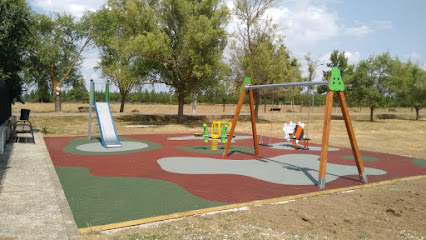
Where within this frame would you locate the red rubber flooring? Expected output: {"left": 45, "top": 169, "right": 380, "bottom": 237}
{"left": 45, "top": 134, "right": 426, "bottom": 203}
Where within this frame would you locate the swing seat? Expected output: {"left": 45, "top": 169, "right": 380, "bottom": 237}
{"left": 290, "top": 125, "right": 309, "bottom": 150}
{"left": 283, "top": 121, "right": 305, "bottom": 142}
{"left": 290, "top": 137, "right": 310, "bottom": 150}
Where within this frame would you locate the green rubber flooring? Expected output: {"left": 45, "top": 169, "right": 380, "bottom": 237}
{"left": 56, "top": 166, "right": 226, "bottom": 228}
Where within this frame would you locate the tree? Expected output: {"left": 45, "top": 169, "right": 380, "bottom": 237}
{"left": 89, "top": 0, "right": 157, "bottom": 112}
{"left": 390, "top": 60, "right": 426, "bottom": 120}
{"left": 348, "top": 53, "right": 392, "bottom": 121}
{"left": 231, "top": 0, "right": 301, "bottom": 119}
{"left": 300, "top": 53, "right": 321, "bottom": 111}
{"left": 209, "top": 67, "right": 237, "bottom": 113}
{"left": 0, "top": 0, "right": 30, "bottom": 101}
{"left": 191, "top": 61, "right": 232, "bottom": 113}
{"left": 33, "top": 76, "right": 51, "bottom": 102}
{"left": 23, "top": 46, "right": 52, "bottom": 102}
{"left": 131, "top": 0, "right": 230, "bottom": 123}
{"left": 67, "top": 80, "right": 89, "bottom": 102}
{"left": 26, "top": 12, "right": 91, "bottom": 111}
{"left": 305, "top": 53, "right": 321, "bottom": 83}
{"left": 318, "top": 50, "right": 353, "bottom": 94}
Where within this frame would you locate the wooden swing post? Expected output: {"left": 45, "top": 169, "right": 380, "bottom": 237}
{"left": 318, "top": 75, "right": 367, "bottom": 188}
{"left": 224, "top": 69, "right": 366, "bottom": 189}
{"left": 317, "top": 88, "right": 334, "bottom": 188}
{"left": 223, "top": 83, "right": 260, "bottom": 157}
{"left": 337, "top": 91, "right": 367, "bottom": 182}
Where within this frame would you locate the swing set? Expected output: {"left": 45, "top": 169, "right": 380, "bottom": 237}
{"left": 223, "top": 67, "right": 367, "bottom": 189}
{"left": 259, "top": 85, "right": 312, "bottom": 150}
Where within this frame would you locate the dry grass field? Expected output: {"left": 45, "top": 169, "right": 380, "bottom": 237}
{"left": 26, "top": 102, "right": 425, "bottom": 159}
{"left": 20, "top": 101, "right": 416, "bottom": 115}
{"left": 19, "top": 102, "right": 426, "bottom": 239}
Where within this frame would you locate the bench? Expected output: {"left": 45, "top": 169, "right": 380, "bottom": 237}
{"left": 78, "top": 106, "right": 95, "bottom": 112}
{"left": 269, "top": 108, "right": 281, "bottom": 112}
{"left": 388, "top": 108, "right": 396, "bottom": 112}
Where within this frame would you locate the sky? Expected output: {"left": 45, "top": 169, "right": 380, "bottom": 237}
{"left": 28, "top": 0, "right": 426, "bottom": 92}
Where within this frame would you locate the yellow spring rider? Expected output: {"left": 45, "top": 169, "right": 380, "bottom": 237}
{"left": 201, "top": 121, "right": 231, "bottom": 150}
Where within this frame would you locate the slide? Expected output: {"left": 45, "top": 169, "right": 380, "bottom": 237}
{"left": 94, "top": 101, "right": 122, "bottom": 148}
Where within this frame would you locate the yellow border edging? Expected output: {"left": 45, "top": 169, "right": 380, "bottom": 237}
{"left": 79, "top": 175, "right": 426, "bottom": 234}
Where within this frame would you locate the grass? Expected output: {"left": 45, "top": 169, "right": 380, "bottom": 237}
{"left": 29, "top": 102, "right": 426, "bottom": 159}
{"left": 20, "top": 101, "right": 417, "bottom": 115}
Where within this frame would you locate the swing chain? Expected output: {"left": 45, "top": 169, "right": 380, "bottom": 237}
{"left": 268, "top": 88, "right": 274, "bottom": 146}
{"left": 258, "top": 88, "right": 263, "bottom": 144}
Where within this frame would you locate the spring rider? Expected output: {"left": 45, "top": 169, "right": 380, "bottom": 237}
{"left": 203, "top": 121, "right": 231, "bottom": 150}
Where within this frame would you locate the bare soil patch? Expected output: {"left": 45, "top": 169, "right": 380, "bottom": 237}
{"left": 83, "top": 177, "right": 426, "bottom": 240}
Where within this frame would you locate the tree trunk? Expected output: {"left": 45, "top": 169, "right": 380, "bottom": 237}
{"left": 263, "top": 103, "right": 266, "bottom": 113}
{"left": 370, "top": 107, "right": 374, "bottom": 122}
{"left": 415, "top": 106, "right": 420, "bottom": 120}
{"left": 254, "top": 92, "right": 260, "bottom": 121}
{"left": 192, "top": 93, "right": 197, "bottom": 113}
{"left": 222, "top": 99, "right": 225, "bottom": 112}
{"left": 177, "top": 92, "right": 185, "bottom": 124}
{"left": 120, "top": 94, "right": 126, "bottom": 113}
{"left": 54, "top": 89, "right": 61, "bottom": 112}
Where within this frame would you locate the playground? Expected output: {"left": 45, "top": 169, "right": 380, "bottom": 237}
{"left": 7, "top": 96, "right": 420, "bottom": 239}
{"left": 38, "top": 76, "right": 426, "bottom": 236}
{"left": 44, "top": 131, "right": 425, "bottom": 231}
{"left": 8, "top": 72, "right": 422, "bottom": 239}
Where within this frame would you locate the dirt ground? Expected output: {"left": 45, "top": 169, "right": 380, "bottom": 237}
{"left": 83, "top": 177, "right": 426, "bottom": 240}
{"left": 24, "top": 103, "right": 426, "bottom": 239}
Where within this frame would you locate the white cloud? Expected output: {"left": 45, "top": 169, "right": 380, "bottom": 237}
{"left": 301, "top": 51, "right": 360, "bottom": 81}
{"left": 421, "top": 63, "right": 426, "bottom": 71}
{"left": 344, "top": 51, "right": 361, "bottom": 65}
{"left": 319, "top": 51, "right": 360, "bottom": 65}
{"left": 226, "top": 0, "right": 341, "bottom": 49}
{"left": 372, "top": 20, "right": 392, "bottom": 29}
{"left": 343, "top": 19, "right": 391, "bottom": 38}
{"left": 82, "top": 49, "right": 100, "bottom": 69}
{"left": 30, "top": 0, "right": 104, "bottom": 17}
{"left": 404, "top": 52, "right": 421, "bottom": 61}
{"left": 344, "top": 25, "right": 372, "bottom": 37}
{"left": 277, "top": 0, "right": 340, "bottom": 47}
{"left": 80, "top": 49, "right": 102, "bottom": 88}
{"left": 300, "top": 60, "right": 328, "bottom": 82}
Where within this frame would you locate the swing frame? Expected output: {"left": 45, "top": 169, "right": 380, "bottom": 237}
{"left": 223, "top": 79, "right": 368, "bottom": 189}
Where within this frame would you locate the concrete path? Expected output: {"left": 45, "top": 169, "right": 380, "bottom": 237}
{"left": 0, "top": 130, "right": 81, "bottom": 240}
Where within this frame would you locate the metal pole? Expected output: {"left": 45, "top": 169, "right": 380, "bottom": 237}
{"left": 105, "top": 81, "right": 109, "bottom": 102}
{"left": 88, "top": 80, "right": 94, "bottom": 139}
{"left": 244, "top": 81, "right": 328, "bottom": 90}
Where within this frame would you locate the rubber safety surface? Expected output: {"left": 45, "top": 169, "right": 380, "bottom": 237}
{"left": 44, "top": 134, "right": 426, "bottom": 228}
